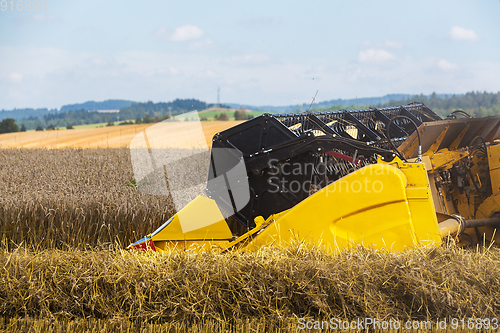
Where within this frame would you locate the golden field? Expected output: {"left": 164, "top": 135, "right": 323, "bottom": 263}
{"left": 1, "top": 124, "right": 500, "bottom": 332}
{"left": 0, "top": 121, "right": 242, "bottom": 149}
{"left": 1, "top": 148, "right": 500, "bottom": 332}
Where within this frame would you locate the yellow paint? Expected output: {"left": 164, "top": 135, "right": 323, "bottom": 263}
{"left": 242, "top": 162, "right": 441, "bottom": 253}
{"left": 424, "top": 148, "right": 469, "bottom": 171}
{"left": 151, "top": 196, "right": 233, "bottom": 251}
{"left": 488, "top": 144, "right": 500, "bottom": 196}
{"left": 143, "top": 159, "right": 443, "bottom": 253}
{"left": 449, "top": 123, "right": 470, "bottom": 149}
{"left": 425, "top": 125, "right": 449, "bottom": 154}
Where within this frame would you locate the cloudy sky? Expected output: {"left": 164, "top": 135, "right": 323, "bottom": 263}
{"left": 0, "top": 0, "right": 499, "bottom": 110}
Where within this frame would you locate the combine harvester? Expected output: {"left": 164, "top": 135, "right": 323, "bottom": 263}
{"left": 128, "top": 103, "right": 500, "bottom": 253}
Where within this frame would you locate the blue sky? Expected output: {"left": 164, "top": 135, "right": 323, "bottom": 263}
{"left": 0, "top": 0, "right": 499, "bottom": 109}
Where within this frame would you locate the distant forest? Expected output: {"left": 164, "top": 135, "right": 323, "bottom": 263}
{"left": 60, "top": 99, "right": 134, "bottom": 112}
{"left": 4, "top": 91, "right": 500, "bottom": 131}
{"left": 375, "top": 91, "right": 500, "bottom": 117}
{"left": 310, "top": 91, "right": 500, "bottom": 118}
{"left": 17, "top": 99, "right": 229, "bottom": 130}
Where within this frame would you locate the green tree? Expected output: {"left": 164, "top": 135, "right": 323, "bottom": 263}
{"left": 234, "top": 110, "right": 248, "bottom": 120}
{"left": 135, "top": 116, "right": 142, "bottom": 124}
{"left": 214, "top": 113, "right": 229, "bottom": 121}
{"left": 66, "top": 124, "right": 74, "bottom": 129}
{"left": 35, "top": 125, "right": 44, "bottom": 131}
{"left": 47, "top": 124, "right": 55, "bottom": 130}
{"left": 372, "top": 91, "right": 500, "bottom": 117}
{"left": 106, "top": 119, "right": 114, "bottom": 127}
{"left": 0, "top": 118, "right": 19, "bottom": 134}
{"left": 20, "top": 124, "right": 27, "bottom": 132}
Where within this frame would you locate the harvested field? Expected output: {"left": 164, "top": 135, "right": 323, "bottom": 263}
{"left": 1, "top": 148, "right": 500, "bottom": 332}
{"left": 0, "top": 121, "right": 242, "bottom": 149}
{"left": 1, "top": 246, "right": 500, "bottom": 331}
{"left": 0, "top": 317, "right": 302, "bottom": 333}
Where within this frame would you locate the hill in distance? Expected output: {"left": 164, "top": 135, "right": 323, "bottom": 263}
{"left": 0, "top": 100, "right": 135, "bottom": 122}
{"left": 0, "top": 93, "right": 463, "bottom": 122}
{"left": 60, "top": 99, "right": 134, "bottom": 112}
{"left": 0, "top": 108, "right": 55, "bottom": 122}
{"left": 227, "top": 93, "right": 456, "bottom": 113}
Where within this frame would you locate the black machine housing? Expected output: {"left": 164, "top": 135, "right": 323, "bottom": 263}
{"left": 207, "top": 103, "right": 441, "bottom": 230}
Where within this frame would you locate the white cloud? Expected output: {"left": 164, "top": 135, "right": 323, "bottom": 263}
{"left": 170, "top": 25, "right": 204, "bottom": 42}
{"left": 154, "top": 27, "right": 169, "bottom": 41}
{"left": 224, "top": 54, "right": 271, "bottom": 66}
{"left": 437, "top": 59, "right": 459, "bottom": 71}
{"left": 385, "top": 40, "right": 403, "bottom": 49}
{"left": 33, "top": 14, "right": 57, "bottom": 22}
{"left": 195, "top": 69, "right": 219, "bottom": 79}
{"left": 87, "top": 56, "right": 109, "bottom": 67}
{"left": 450, "top": 26, "right": 478, "bottom": 41}
{"left": 9, "top": 72, "right": 23, "bottom": 83}
{"left": 15, "top": 13, "right": 59, "bottom": 25}
{"left": 358, "top": 49, "right": 396, "bottom": 64}
{"left": 238, "top": 17, "right": 277, "bottom": 28}
{"left": 2, "top": 45, "right": 500, "bottom": 111}
{"left": 361, "top": 40, "right": 373, "bottom": 48}
{"left": 362, "top": 41, "right": 403, "bottom": 49}
{"left": 189, "top": 38, "right": 214, "bottom": 51}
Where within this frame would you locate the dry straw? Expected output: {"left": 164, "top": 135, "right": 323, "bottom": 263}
{"left": 2, "top": 148, "right": 500, "bottom": 332}
{"left": 1, "top": 245, "right": 500, "bottom": 323}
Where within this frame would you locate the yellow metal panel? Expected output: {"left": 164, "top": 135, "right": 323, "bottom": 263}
{"left": 151, "top": 196, "right": 232, "bottom": 242}
{"left": 398, "top": 163, "right": 441, "bottom": 246}
{"left": 400, "top": 128, "right": 425, "bottom": 158}
{"left": 406, "top": 187, "right": 429, "bottom": 199}
{"left": 449, "top": 123, "right": 470, "bottom": 150}
{"left": 244, "top": 163, "right": 441, "bottom": 253}
{"left": 466, "top": 194, "right": 500, "bottom": 244}
{"left": 488, "top": 145, "right": 500, "bottom": 195}
{"left": 426, "top": 149, "right": 469, "bottom": 171}
{"left": 425, "top": 125, "right": 449, "bottom": 154}
{"left": 154, "top": 240, "right": 232, "bottom": 252}
{"left": 420, "top": 155, "right": 433, "bottom": 170}
{"left": 475, "top": 194, "right": 500, "bottom": 219}
{"left": 220, "top": 213, "right": 288, "bottom": 252}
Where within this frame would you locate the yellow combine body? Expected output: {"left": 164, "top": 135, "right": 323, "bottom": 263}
{"left": 128, "top": 104, "right": 500, "bottom": 253}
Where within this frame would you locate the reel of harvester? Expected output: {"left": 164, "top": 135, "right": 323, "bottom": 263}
{"left": 128, "top": 103, "right": 500, "bottom": 253}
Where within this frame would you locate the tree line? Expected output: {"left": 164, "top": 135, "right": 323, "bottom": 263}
{"left": 374, "top": 91, "right": 500, "bottom": 117}
{"left": 15, "top": 99, "right": 230, "bottom": 130}
{"left": 308, "top": 91, "right": 500, "bottom": 118}
{"left": 3, "top": 92, "right": 500, "bottom": 134}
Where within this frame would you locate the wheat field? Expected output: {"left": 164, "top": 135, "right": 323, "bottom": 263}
{"left": 0, "top": 148, "right": 177, "bottom": 249}
{"left": 0, "top": 121, "right": 242, "bottom": 149}
{"left": 1, "top": 143, "right": 500, "bottom": 331}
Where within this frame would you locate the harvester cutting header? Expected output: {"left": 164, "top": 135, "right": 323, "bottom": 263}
{"left": 128, "top": 103, "right": 500, "bottom": 253}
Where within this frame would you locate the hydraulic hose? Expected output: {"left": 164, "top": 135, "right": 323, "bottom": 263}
{"left": 387, "top": 115, "right": 421, "bottom": 162}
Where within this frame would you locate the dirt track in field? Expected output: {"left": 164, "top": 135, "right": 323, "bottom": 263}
{"left": 0, "top": 121, "right": 242, "bottom": 149}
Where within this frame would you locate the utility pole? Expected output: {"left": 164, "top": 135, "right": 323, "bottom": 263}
{"left": 217, "top": 87, "right": 220, "bottom": 107}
